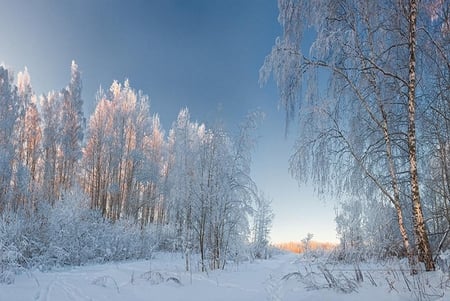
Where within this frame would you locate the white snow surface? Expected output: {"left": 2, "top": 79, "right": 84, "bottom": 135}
{"left": 1, "top": 252, "right": 449, "bottom": 301}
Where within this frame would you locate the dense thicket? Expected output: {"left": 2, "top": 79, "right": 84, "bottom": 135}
{"left": 261, "top": 0, "right": 449, "bottom": 271}
{"left": 0, "top": 62, "right": 273, "bottom": 282}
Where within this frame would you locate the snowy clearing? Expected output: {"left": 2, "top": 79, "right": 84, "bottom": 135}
{"left": 1, "top": 252, "right": 449, "bottom": 301}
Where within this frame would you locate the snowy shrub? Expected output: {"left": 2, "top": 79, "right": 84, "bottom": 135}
{"left": 103, "top": 219, "right": 141, "bottom": 261}
{"left": 43, "top": 191, "right": 159, "bottom": 266}
{"left": 0, "top": 190, "right": 173, "bottom": 278}
{"left": 0, "top": 241, "right": 21, "bottom": 284}
{"left": 43, "top": 191, "right": 110, "bottom": 266}
{"left": 0, "top": 210, "right": 38, "bottom": 282}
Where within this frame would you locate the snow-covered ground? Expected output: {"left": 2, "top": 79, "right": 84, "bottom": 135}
{"left": 1, "top": 252, "right": 449, "bottom": 301}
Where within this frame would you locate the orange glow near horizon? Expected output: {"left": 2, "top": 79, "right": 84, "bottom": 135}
{"left": 274, "top": 241, "right": 337, "bottom": 254}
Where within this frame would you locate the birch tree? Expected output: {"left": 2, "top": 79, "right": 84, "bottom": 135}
{"left": 0, "top": 66, "right": 18, "bottom": 211}
{"left": 260, "top": 0, "right": 447, "bottom": 271}
{"left": 40, "top": 91, "right": 61, "bottom": 204}
{"left": 58, "top": 61, "right": 84, "bottom": 191}
{"left": 22, "top": 96, "right": 42, "bottom": 209}
{"left": 137, "top": 114, "right": 165, "bottom": 227}
{"left": 251, "top": 192, "right": 274, "bottom": 259}
{"left": 40, "top": 62, "right": 84, "bottom": 203}
{"left": 166, "top": 108, "right": 202, "bottom": 271}
{"left": 82, "top": 80, "right": 152, "bottom": 221}
{"left": 419, "top": 0, "right": 450, "bottom": 257}
{"left": 82, "top": 92, "right": 114, "bottom": 214}
{"left": 13, "top": 68, "right": 41, "bottom": 210}
{"left": 406, "top": 0, "right": 434, "bottom": 271}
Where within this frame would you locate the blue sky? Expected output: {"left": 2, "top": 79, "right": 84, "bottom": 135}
{"left": 0, "top": 0, "right": 337, "bottom": 243}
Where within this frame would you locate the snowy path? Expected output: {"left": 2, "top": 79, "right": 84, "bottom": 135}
{"left": 1, "top": 252, "right": 449, "bottom": 301}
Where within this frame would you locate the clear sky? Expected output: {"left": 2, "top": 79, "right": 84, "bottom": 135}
{"left": 0, "top": 0, "right": 337, "bottom": 243}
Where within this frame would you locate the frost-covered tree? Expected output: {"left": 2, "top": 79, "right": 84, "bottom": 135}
{"left": 0, "top": 66, "right": 18, "bottom": 211}
{"left": 203, "top": 112, "right": 263, "bottom": 270}
{"left": 0, "top": 60, "right": 268, "bottom": 276}
{"left": 251, "top": 192, "right": 274, "bottom": 259}
{"left": 164, "top": 109, "right": 263, "bottom": 271}
{"left": 335, "top": 199, "right": 363, "bottom": 257}
{"left": 82, "top": 80, "right": 153, "bottom": 221}
{"left": 21, "top": 97, "right": 42, "bottom": 209}
{"left": 136, "top": 114, "right": 165, "bottom": 227}
{"left": 12, "top": 68, "right": 41, "bottom": 210}
{"left": 0, "top": 67, "right": 43, "bottom": 212}
{"left": 58, "top": 61, "right": 84, "bottom": 191}
{"left": 82, "top": 91, "right": 113, "bottom": 214}
{"left": 201, "top": 127, "right": 236, "bottom": 270}
{"left": 418, "top": 0, "right": 450, "bottom": 256}
{"left": 364, "top": 197, "right": 404, "bottom": 258}
{"left": 15, "top": 68, "right": 33, "bottom": 167}
{"left": 166, "top": 108, "right": 202, "bottom": 270}
{"left": 260, "top": 0, "right": 448, "bottom": 271}
{"left": 39, "top": 62, "right": 85, "bottom": 204}
{"left": 40, "top": 91, "right": 61, "bottom": 204}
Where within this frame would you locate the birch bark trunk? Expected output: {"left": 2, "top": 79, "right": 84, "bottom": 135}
{"left": 407, "top": 0, "right": 435, "bottom": 271}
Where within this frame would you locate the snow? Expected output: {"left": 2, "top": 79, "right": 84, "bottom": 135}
{"left": 1, "top": 252, "right": 449, "bottom": 301}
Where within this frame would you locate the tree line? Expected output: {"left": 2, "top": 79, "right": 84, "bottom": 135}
{"left": 0, "top": 61, "right": 273, "bottom": 279}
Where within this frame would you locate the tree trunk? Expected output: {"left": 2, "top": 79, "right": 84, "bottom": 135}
{"left": 407, "top": 0, "right": 435, "bottom": 271}
{"left": 380, "top": 102, "right": 414, "bottom": 266}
